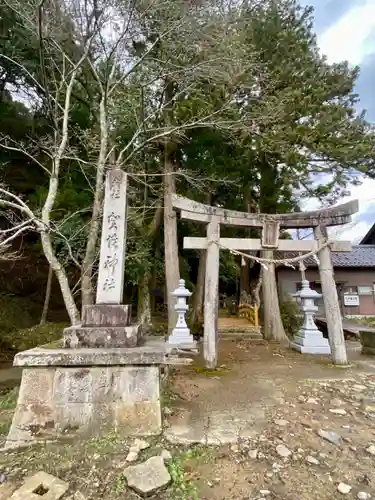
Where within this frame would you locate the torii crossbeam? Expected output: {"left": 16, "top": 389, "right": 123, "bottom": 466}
{"left": 172, "top": 195, "right": 359, "bottom": 368}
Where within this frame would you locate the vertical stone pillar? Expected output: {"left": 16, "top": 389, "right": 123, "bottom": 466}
{"left": 314, "top": 225, "right": 347, "bottom": 364}
{"left": 96, "top": 169, "right": 128, "bottom": 305}
{"left": 204, "top": 217, "right": 220, "bottom": 369}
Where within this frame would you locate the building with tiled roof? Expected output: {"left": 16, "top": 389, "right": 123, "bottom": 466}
{"left": 277, "top": 230, "right": 375, "bottom": 317}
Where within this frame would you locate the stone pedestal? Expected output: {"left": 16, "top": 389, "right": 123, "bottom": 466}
{"left": 360, "top": 330, "right": 375, "bottom": 355}
{"left": 5, "top": 343, "right": 167, "bottom": 450}
{"left": 291, "top": 280, "right": 331, "bottom": 355}
{"left": 63, "top": 304, "right": 142, "bottom": 348}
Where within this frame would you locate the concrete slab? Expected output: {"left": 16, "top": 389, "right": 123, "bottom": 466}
{"left": 9, "top": 471, "right": 68, "bottom": 500}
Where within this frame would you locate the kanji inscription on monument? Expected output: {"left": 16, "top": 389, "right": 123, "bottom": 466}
{"left": 96, "top": 169, "right": 128, "bottom": 304}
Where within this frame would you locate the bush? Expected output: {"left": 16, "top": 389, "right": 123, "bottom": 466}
{"left": 279, "top": 299, "right": 303, "bottom": 339}
{"left": 0, "top": 322, "right": 67, "bottom": 355}
{"left": 0, "top": 294, "right": 37, "bottom": 337}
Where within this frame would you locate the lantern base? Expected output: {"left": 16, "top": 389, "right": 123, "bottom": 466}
{"left": 167, "top": 327, "right": 195, "bottom": 347}
{"left": 291, "top": 328, "right": 331, "bottom": 355}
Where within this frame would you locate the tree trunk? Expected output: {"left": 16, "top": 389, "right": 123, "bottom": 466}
{"left": 239, "top": 257, "right": 250, "bottom": 297}
{"left": 261, "top": 250, "right": 287, "bottom": 342}
{"left": 252, "top": 273, "right": 262, "bottom": 308}
{"left": 40, "top": 264, "right": 53, "bottom": 325}
{"left": 259, "top": 156, "right": 287, "bottom": 342}
{"left": 40, "top": 231, "right": 80, "bottom": 325}
{"left": 191, "top": 250, "right": 206, "bottom": 326}
{"left": 138, "top": 270, "right": 152, "bottom": 327}
{"left": 81, "top": 96, "right": 108, "bottom": 307}
{"left": 163, "top": 80, "right": 179, "bottom": 332}
{"left": 150, "top": 252, "right": 159, "bottom": 315}
{"left": 164, "top": 158, "right": 180, "bottom": 331}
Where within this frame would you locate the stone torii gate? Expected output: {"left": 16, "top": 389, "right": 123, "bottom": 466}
{"left": 172, "top": 195, "right": 359, "bottom": 368}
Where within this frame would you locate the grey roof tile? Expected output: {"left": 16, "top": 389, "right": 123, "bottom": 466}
{"left": 274, "top": 245, "right": 375, "bottom": 268}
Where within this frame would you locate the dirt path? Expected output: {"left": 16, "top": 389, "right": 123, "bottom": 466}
{"left": 165, "top": 340, "right": 375, "bottom": 499}
{"left": 0, "top": 340, "right": 374, "bottom": 500}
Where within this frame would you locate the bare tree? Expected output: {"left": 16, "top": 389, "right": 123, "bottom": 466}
{"left": 1, "top": 0, "right": 259, "bottom": 328}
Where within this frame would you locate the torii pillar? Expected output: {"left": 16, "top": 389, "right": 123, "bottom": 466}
{"left": 172, "top": 195, "right": 359, "bottom": 368}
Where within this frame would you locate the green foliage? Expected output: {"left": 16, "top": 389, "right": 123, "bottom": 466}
{"left": 0, "top": 294, "right": 37, "bottom": 337}
{"left": 113, "top": 474, "right": 127, "bottom": 495}
{"left": 0, "top": 321, "right": 67, "bottom": 354}
{"left": 168, "top": 451, "right": 200, "bottom": 500}
{"left": 279, "top": 299, "right": 303, "bottom": 339}
{"left": 2, "top": 0, "right": 375, "bottom": 326}
{"left": 0, "top": 387, "right": 18, "bottom": 410}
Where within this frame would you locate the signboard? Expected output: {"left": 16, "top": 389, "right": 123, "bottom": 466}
{"left": 343, "top": 294, "right": 359, "bottom": 307}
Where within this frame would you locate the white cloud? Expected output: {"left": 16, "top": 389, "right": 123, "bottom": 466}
{"left": 328, "top": 180, "right": 375, "bottom": 241}
{"left": 300, "top": 179, "right": 375, "bottom": 242}
{"left": 318, "top": 0, "right": 375, "bottom": 65}
{"left": 301, "top": 1, "right": 375, "bottom": 243}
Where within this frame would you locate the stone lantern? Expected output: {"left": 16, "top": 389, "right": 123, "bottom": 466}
{"left": 167, "top": 279, "right": 195, "bottom": 346}
{"left": 291, "top": 280, "right": 331, "bottom": 355}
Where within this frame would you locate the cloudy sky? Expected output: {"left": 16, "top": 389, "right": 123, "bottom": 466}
{"left": 300, "top": 0, "right": 375, "bottom": 242}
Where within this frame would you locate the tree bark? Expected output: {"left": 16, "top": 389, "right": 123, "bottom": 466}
{"left": 261, "top": 250, "right": 287, "bottom": 342}
{"left": 81, "top": 96, "right": 108, "bottom": 307}
{"left": 138, "top": 270, "right": 152, "bottom": 327}
{"left": 163, "top": 80, "right": 180, "bottom": 331}
{"left": 259, "top": 156, "right": 287, "bottom": 342}
{"left": 191, "top": 250, "right": 206, "bottom": 326}
{"left": 239, "top": 257, "right": 250, "bottom": 297}
{"left": 40, "top": 264, "right": 53, "bottom": 325}
{"left": 138, "top": 203, "right": 163, "bottom": 325}
{"left": 40, "top": 230, "right": 80, "bottom": 325}
{"left": 164, "top": 158, "right": 180, "bottom": 331}
{"left": 252, "top": 273, "right": 262, "bottom": 309}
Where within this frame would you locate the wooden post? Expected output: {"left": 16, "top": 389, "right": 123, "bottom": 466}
{"left": 314, "top": 225, "right": 347, "bottom": 365}
{"left": 204, "top": 217, "right": 220, "bottom": 368}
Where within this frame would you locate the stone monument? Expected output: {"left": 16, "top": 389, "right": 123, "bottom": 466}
{"left": 5, "top": 169, "right": 169, "bottom": 450}
{"left": 63, "top": 169, "right": 141, "bottom": 348}
{"left": 290, "top": 280, "right": 331, "bottom": 355}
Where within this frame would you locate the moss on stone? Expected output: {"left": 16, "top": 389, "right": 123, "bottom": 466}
{"left": 360, "top": 330, "right": 375, "bottom": 347}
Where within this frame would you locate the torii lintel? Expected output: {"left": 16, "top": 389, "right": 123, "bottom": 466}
{"left": 172, "top": 195, "right": 359, "bottom": 229}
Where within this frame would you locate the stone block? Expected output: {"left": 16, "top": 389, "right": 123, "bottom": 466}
{"left": 63, "top": 325, "right": 141, "bottom": 348}
{"left": 82, "top": 304, "right": 132, "bottom": 327}
{"left": 17, "top": 368, "right": 54, "bottom": 405}
{"left": 114, "top": 401, "right": 162, "bottom": 435}
{"left": 14, "top": 345, "right": 167, "bottom": 367}
{"left": 53, "top": 367, "right": 112, "bottom": 404}
{"left": 362, "top": 346, "right": 375, "bottom": 355}
{"left": 9, "top": 471, "right": 68, "bottom": 500}
{"left": 124, "top": 456, "right": 171, "bottom": 496}
{"left": 112, "top": 366, "right": 160, "bottom": 403}
{"left": 0, "top": 483, "right": 17, "bottom": 499}
{"left": 291, "top": 329, "right": 331, "bottom": 355}
{"left": 6, "top": 357, "right": 163, "bottom": 448}
{"left": 360, "top": 331, "right": 375, "bottom": 355}
{"left": 6, "top": 367, "right": 57, "bottom": 448}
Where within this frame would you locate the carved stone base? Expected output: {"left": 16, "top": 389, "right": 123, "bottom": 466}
{"left": 82, "top": 304, "right": 132, "bottom": 327}
{"left": 168, "top": 327, "right": 195, "bottom": 347}
{"left": 291, "top": 328, "right": 331, "bottom": 355}
{"left": 5, "top": 343, "right": 166, "bottom": 449}
{"left": 63, "top": 324, "right": 142, "bottom": 348}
